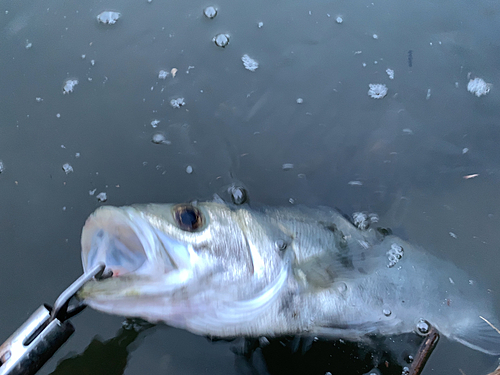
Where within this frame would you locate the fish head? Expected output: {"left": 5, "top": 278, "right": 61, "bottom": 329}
{"left": 79, "top": 202, "right": 288, "bottom": 333}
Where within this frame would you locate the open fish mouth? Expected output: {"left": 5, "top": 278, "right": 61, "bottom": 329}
{"left": 82, "top": 206, "right": 161, "bottom": 277}
{"left": 79, "top": 206, "right": 200, "bottom": 299}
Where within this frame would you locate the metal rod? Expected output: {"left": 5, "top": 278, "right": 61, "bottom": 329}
{"left": 409, "top": 327, "right": 440, "bottom": 375}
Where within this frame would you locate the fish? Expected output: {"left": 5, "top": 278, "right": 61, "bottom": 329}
{"left": 78, "top": 202, "right": 500, "bottom": 355}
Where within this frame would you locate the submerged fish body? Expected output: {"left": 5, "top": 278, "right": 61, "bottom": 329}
{"left": 79, "top": 202, "right": 500, "bottom": 355}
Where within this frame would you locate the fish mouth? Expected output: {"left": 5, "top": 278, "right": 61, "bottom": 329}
{"left": 80, "top": 206, "right": 197, "bottom": 298}
{"left": 81, "top": 206, "right": 161, "bottom": 277}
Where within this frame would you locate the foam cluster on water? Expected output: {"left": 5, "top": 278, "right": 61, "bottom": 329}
{"left": 97, "top": 11, "right": 121, "bottom": 25}
{"left": 241, "top": 54, "right": 259, "bottom": 71}
{"left": 170, "top": 98, "right": 185, "bottom": 108}
{"left": 63, "top": 79, "right": 78, "bottom": 94}
{"left": 467, "top": 77, "right": 491, "bottom": 97}
{"left": 387, "top": 243, "right": 404, "bottom": 268}
{"left": 368, "top": 83, "right": 387, "bottom": 99}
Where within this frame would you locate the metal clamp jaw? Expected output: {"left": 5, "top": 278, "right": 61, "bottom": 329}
{"left": 0, "top": 264, "right": 107, "bottom": 375}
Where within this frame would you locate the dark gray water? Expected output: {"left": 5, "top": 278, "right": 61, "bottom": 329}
{"left": 1, "top": 0, "right": 500, "bottom": 373}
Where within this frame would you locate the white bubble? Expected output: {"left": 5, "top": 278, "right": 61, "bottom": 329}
{"left": 150, "top": 119, "right": 160, "bottom": 128}
{"left": 186, "top": 165, "right": 193, "bottom": 174}
{"left": 368, "top": 83, "right": 387, "bottom": 99}
{"left": 75, "top": 152, "right": 81, "bottom": 158}
{"left": 336, "top": 16, "right": 343, "bottom": 24}
{"left": 462, "top": 148, "right": 469, "bottom": 154}
{"left": 25, "top": 40, "right": 32, "bottom": 49}
{"left": 203, "top": 6, "right": 217, "bottom": 19}
{"left": 151, "top": 133, "right": 170, "bottom": 144}
{"left": 213, "top": 33, "right": 230, "bottom": 47}
{"left": 56, "top": 113, "right": 61, "bottom": 118}
{"left": 170, "top": 98, "right": 185, "bottom": 108}
{"left": 35, "top": 97, "right": 43, "bottom": 102}
{"left": 97, "top": 11, "right": 121, "bottom": 25}
{"left": 241, "top": 54, "right": 259, "bottom": 72}
{"left": 426, "top": 88, "right": 431, "bottom": 100}
{"left": 296, "top": 98, "right": 303, "bottom": 104}
{"left": 282, "top": 163, "right": 294, "bottom": 171}
{"left": 96, "top": 192, "right": 107, "bottom": 202}
{"left": 353, "top": 212, "right": 369, "bottom": 229}
{"left": 258, "top": 21, "right": 264, "bottom": 28}
{"left": 62, "top": 163, "right": 73, "bottom": 174}
{"left": 90, "top": 59, "right": 95, "bottom": 66}
{"left": 63, "top": 79, "right": 78, "bottom": 94}
{"left": 0, "top": 160, "right": 4, "bottom": 173}
{"left": 386, "top": 68, "right": 394, "bottom": 80}
{"left": 387, "top": 243, "right": 404, "bottom": 268}
{"left": 467, "top": 77, "right": 491, "bottom": 97}
{"left": 372, "top": 34, "right": 378, "bottom": 39}
{"left": 158, "top": 70, "right": 169, "bottom": 79}
{"left": 348, "top": 180, "right": 363, "bottom": 186}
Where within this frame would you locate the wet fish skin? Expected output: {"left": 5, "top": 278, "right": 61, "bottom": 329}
{"left": 79, "top": 202, "right": 500, "bottom": 355}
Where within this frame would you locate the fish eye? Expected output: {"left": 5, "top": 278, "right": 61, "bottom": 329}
{"left": 173, "top": 204, "right": 203, "bottom": 231}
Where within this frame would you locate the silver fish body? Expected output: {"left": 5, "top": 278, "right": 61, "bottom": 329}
{"left": 79, "top": 202, "right": 500, "bottom": 355}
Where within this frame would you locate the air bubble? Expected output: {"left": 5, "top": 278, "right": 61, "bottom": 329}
{"left": 336, "top": 16, "right": 343, "bottom": 24}
{"left": 467, "top": 77, "right": 491, "bottom": 97}
{"left": 282, "top": 163, "right": 294, "bottom": 171}
{"left": 296, "top": 98, "right": 303, "bottom": 104}
{"left": 275, "top": 240, "right": 287, "bottom": 251}
{"left": 97, "top": 11, "right": 121, "bottom": 25}
{"left": 241, "top": 54, "right": 258, "bottom": 71}
{"left": 229, "top": 185, "right": 247, "bottom": 205}
{"left": 401, "top": 367, "right": 410, "bottom": 375}
{"left": 96, "top": 192, "right": 107, "bottom": 202}
{"left": 203, "top": 6, "right": 217, "bottom": 19}
{"left": 150, "top": 119, "right": 160, "bottom": 128}
{"left": 353, "top": 212, "right": 369, "bottom": 230}
{"left": 213, "top": 34, "right": 229, "bottom": 48}
{"left": 158, "top": 70, "right": 169, "bottom": 79}
{"left": 186, "top": 165, "right": 193, "bottom": 174}
{"left": 151, "top": 133, "right": 170, "bottom": 145}
{"left": 368, "top": 83, "right": 387, "bottom": 99}
{"left": 387, "top": 243, "right": 404, "bottom": 267}
{"left": 62, "top": 163, "right": 73, "bottom": 174}
{"left": 383, "top": 309, "right": 391, "bottom": 317}
{"left": 336, "top": 282, "right": 347, "bottom": 293}
{"left": 63, "top": 79, "right": 78, "bottom": 94}
{"left": 170, "top": 98, "right": 185, "bottom": 108}
{"left": 416, "top": 319, "right": 430, "bottom": 335}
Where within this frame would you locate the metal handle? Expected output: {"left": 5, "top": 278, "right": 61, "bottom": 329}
{"left": 0, "top": 305, "right": 74, "bottom": 375}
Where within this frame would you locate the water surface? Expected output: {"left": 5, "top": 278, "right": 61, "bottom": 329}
{"left": 1, "top": 0, "right": 499, "bottom": 374}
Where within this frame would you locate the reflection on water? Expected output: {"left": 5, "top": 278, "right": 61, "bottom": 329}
{"left": 50, "top": 320, "right": 154, "bottom": 375}
{"left": 51, "top": 320, "right": 429, "bottom": 375}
